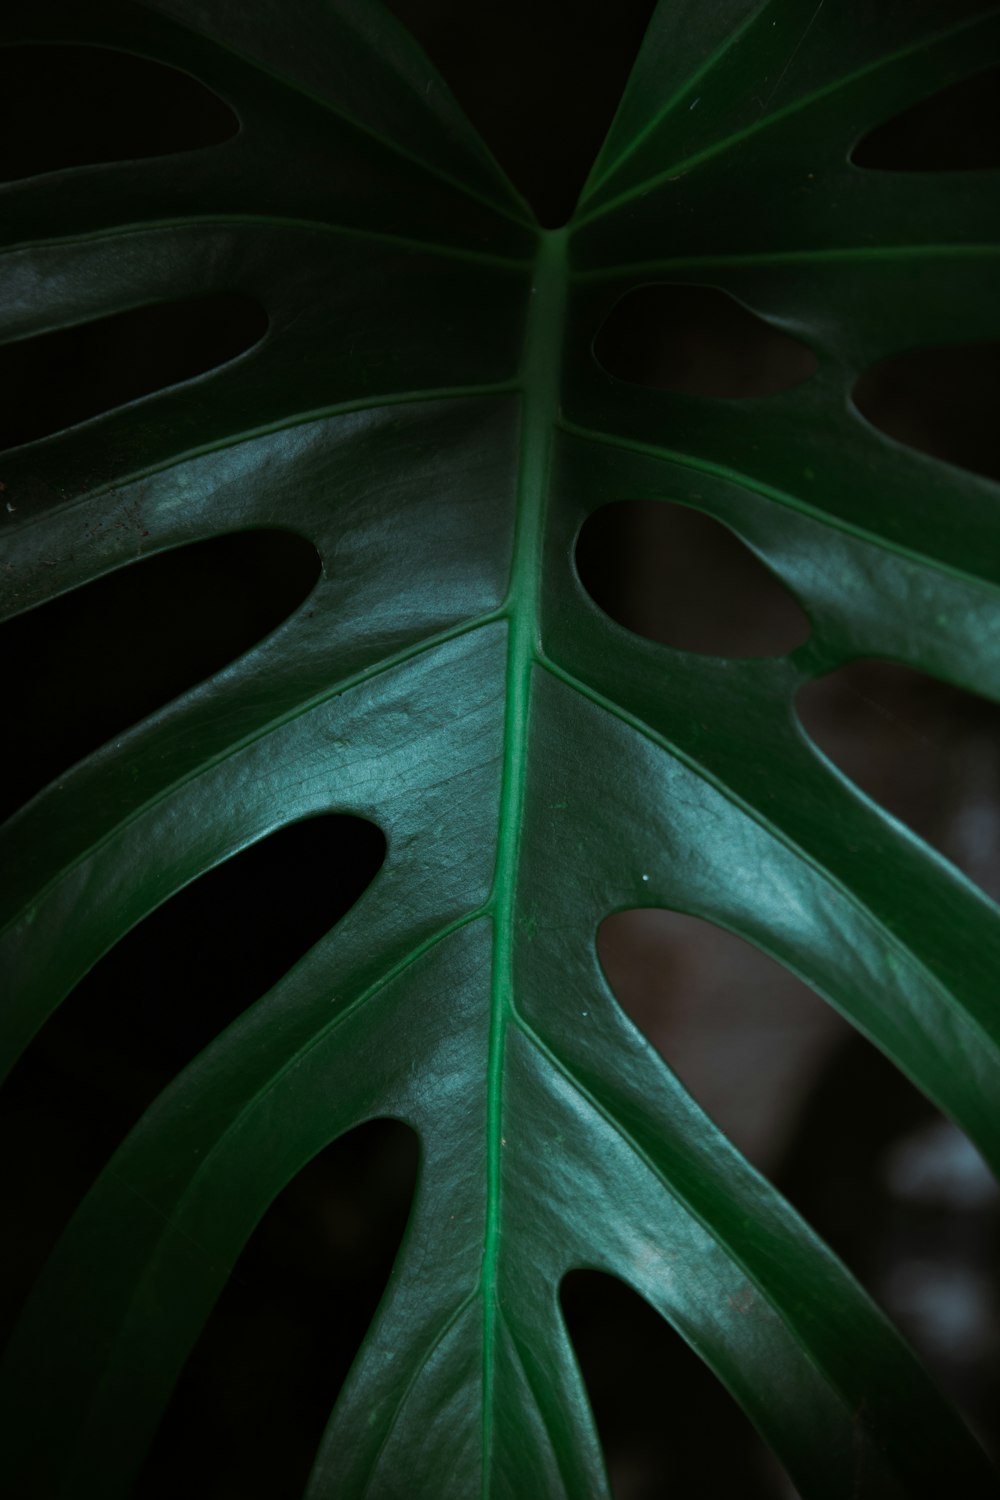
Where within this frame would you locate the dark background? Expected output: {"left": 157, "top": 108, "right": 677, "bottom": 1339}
{"left": 1, "top": 5, "right": 999, "bottom": 1496}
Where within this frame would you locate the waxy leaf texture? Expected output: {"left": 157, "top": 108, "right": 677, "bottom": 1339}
{"left": 1, "top": 2, "right": 1000, "bottom": 1495}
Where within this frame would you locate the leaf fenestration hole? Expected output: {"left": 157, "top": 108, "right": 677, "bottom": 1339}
{"left": 594, "top": 284, "right": 818, "bottom": 397}
{"left": 774, "top": 1034, "right": 1000, "bottom": 1446}
{"left": 0, "top": 528, "right": 321, "bottom": 824}
{"left": 575, "top": 500, "right": 810, "bottom": 657}
{"left": 560, "top": 1271, "right": 795, "bottom": 1498}
{"left": 851, "top": 65, "right": 1000, "bottom": 171}
{"left": 0, "top": 812, "right": 386, "bottom": 1344}
{"left": 853, "top": 343, "right": 1000, "bottom": 483}
{"left": 597, "top": 909, "right": 848, "bottom": 1174}
{"left": 0, "top": 45, "right": 239, "bottom": 182}
{"left": 134, "top": 1117, "right": 419, "bottom": 1500}
{"left": 796, "top": 659, "right": 1000, "bottom": 903}
{"left": 598, "top": 911, "right": 1000, "bottom": 1439}
{"left": 0, "top": 293, "right": 268, "bottom": 450}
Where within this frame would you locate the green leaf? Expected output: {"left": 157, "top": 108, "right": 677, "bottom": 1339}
{"left": 2, "top": 1, "right": 999, "bottom": 1495}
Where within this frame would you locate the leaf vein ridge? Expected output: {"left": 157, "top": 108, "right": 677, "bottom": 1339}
{"left": 572, "top": 241, "right": 1000, "bottom": 280}
{"left": 581, "top": 0, "right": 772, "bottom": 203}
{"left": 130, "top": 3, "right": 533, "bottom": 230}
{"left": 575, "top": 10, "right": 997, "bottom": 226}
{"left": 351, "top": 1290, "right": 481, "bottom": 1499}
{"left": 558, "top": 419, "right": 1000, "bottom": 588}
{"left": 538, "top": 656, "right": 1000, "bottom": 1063}
{"left": 511, "top": 1011, "right": 874, "bottom": 1426}
{"left": 0, "top": 212, "right": 532, "bottom": 270}
{"left": 0, "top": 615, "right": 501, "bottom": 932}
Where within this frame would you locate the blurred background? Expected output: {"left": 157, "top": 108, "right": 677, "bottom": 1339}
{"left": 1, "top": 2, "right": 999, "bottom": 1494}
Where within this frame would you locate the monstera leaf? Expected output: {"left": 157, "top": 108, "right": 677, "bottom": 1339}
{"left": 2, "top": 1, "right": 1000, "bottom": 1495}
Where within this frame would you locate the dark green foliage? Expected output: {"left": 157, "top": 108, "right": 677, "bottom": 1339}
{"left": 1, "top": 2, "right": 999, "bottom": 1495}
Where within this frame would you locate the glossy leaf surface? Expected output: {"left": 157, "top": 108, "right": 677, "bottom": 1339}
{"left": 1, "top": 2, "right": 999, "bottom": 1496}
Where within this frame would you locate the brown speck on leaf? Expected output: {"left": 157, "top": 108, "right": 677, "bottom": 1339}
{"left": 727, "top": 1285, "right": 755, "bottom": 1315}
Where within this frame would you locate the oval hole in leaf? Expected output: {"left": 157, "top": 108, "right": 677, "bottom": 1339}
{"left": 853, "top": 343, "right": 1000, "bottom": 483}
{"left": 598, "top": 909, "right": 848, "bottom": 1174}
{"left": 598, "top": 910, "right": 1000, "bottom": 1435}
{"left": 560, "top": 1271, "right": 794, "bottom": 1498}
{"left": 0, "top": 44, "right": 238, "bottom": 182}
{"left": 575, "top": 500, "right": 809, "bottom": 657}
{"left": 0, "top": 812, "right": 386, "bottom": 1343}
{"left": 774, "top": 1033, "right": 1000, "bottom": 1443}
{"left": 0, "top": 528, "right": 320, "bottom": 824}
{"left": 0, "top": 293, "right": 268, "bottom": 450}
{"left": 134, "top": 1118, "right": 419, "bottom": 1500}
{"left": 796, "top": 659, "right": 1000, "bottom": 903}
{"left": 383, "top": 0, "right": 658, "bottom": 227}
{"left": 594, "top": 284, "right": 817, "bottom": 397}
{"left": 852, "top": 65, "right": 1000, "bottom": 171}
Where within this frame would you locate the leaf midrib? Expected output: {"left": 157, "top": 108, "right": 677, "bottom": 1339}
{"left": 480, "top": 223, "right": 567, "bottom": 1488}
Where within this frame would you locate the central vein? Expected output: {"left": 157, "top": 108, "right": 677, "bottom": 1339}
{"left": 481, "top": 224, "right": 569, "bottom": 1487}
